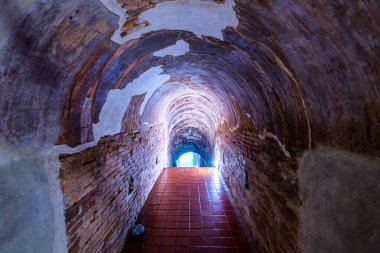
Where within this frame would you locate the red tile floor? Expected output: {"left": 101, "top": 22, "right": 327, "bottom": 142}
{"left": 123, "top": 167, "right": 251, "bottom": 253}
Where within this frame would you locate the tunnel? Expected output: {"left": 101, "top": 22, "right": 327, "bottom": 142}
{"left": 0, "top": 1, "right": 380, "bottom": 253}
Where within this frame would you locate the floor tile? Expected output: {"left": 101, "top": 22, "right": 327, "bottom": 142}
{"left": 159, "top": 246, "right": 175, "bottom": 253}
{"left": 123, "top": 168, "right": 251, "bottom": 253}
{"left": 175, "top": 246, "right": 190, "bottom": 253}
{"left": 161, "top": 237, "right": 176, "bottom": 245}
{"left": 142, "top": 245, "right": 159, "bottom": 253}
{"left": 176, "top": 237, "right": 190, "bottom": 246}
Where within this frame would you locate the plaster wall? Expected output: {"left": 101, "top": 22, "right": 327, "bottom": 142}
{"left": 0, "top": 154, "right": 55, "bottom": 253}
{"left": 299, "top": 148, "right": 380, "bottom": 253}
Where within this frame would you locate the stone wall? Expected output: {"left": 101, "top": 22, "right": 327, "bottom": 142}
{"left": 216, "top": 111, "right": 300, "bottom": 253}
{"left": 59, "top": 124, "right": 165, "bottom": 253}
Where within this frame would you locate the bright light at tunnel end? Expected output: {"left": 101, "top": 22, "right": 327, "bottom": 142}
{"left": 213, "top": 159, "right": 220, "bottom": 169}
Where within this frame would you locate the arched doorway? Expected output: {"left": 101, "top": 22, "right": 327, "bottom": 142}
{"left": 175, "top": 151, "right": 205, "bottom": 167}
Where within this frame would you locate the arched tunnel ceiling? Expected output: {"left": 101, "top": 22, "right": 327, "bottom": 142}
{"left": 0, "top": 0, "right": 379, "bottom": 157}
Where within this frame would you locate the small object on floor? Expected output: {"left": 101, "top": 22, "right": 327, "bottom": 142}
{"left": 130, "top": 224, "right": 145, "bottom": 239}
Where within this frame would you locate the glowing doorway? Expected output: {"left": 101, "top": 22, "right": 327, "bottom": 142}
{"left": 175, "top": 152, "right": 203, "bottom": 167}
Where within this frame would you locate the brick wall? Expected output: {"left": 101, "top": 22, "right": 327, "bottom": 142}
{"left": 216, "top": 112, "right": 300, "bottom": 253}
{"left": 59, "top": 124, "right": 165, "bottom": 253}
{"left": 121, "top": 94, "right": 146, "bottom": 133}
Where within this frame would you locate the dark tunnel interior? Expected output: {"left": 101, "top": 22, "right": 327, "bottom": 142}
{"left": 0, "top": 1, "right": 380, "bottom": 253}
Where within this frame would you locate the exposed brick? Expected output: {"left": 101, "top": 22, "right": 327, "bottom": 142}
{"left": 59, "top": 124, "right": 165, "bottom": 253}
{"left": 216, "top": 107, "right": 300, "bottom": 253}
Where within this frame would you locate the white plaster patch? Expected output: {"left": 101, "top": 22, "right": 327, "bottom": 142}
{"left": 258, "top": 130, "right": 291, "bottom": 158}
{"left": 101, "top": 0, "right": 239, "bottom": 44}
{"left": 220, "top": 117, "right": 239, "bottom": 132}
{"left": 153, "top": 39, "right": 190, "bottom": 57}
{"left": 44, "top": 153, "right": 69, "bottom": 253}
{"left": 229, "top": 123, "right": 239, "bottom": 132}
{"left": 245, "top": 113, "right": 257, "bottom": 127}
{"left": 100, "top": 0, "right": 127, "bottom": 39}
{"left": 92, "top": 66, "right": 171, "bottom": 141}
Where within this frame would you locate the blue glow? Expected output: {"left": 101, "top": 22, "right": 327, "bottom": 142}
{"left": 176, "top": 152, "right": 202, "bottom": 167}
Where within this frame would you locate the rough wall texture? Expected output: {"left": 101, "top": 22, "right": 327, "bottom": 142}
{"left": 234, "top": 0, "right": 380, "bottom": 156}
{"left": 0, "top": 0, "right": 119, "bottom": 149}
{"left": 299, "top": 149, "right": 380, "bottom": 253}
{"left": 216, "top": 106, "right": 299, "bottom": 253}
{"left": 121, "top": 94, "right": 146, "bottom": 133}
{"left": 59, "top": 124, "right": 165, "bottom": 253}
{"left": 0, "top": 156, "right": 55, "bottom": 253}
{"left": 1, "top": 0, "right": 380, "bottom": 253}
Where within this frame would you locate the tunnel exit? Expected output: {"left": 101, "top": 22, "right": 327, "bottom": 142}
{"left": 175, "top": 151, "right": 204, "bottom": 167}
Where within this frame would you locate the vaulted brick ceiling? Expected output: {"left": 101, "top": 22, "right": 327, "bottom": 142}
{"left": 2, "top": 0, "right": 379, "bottom": 158}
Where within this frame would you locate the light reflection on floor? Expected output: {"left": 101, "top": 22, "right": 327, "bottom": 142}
{"left": 123, "top": 167, "right": 251, "bottom": 253}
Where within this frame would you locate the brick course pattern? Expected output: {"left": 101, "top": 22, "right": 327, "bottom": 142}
{"left": 216, "top": 110, "right": 300, "bottom": 253}
{"left": 59, "top": 124, "right": 165, "bottom": 253}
